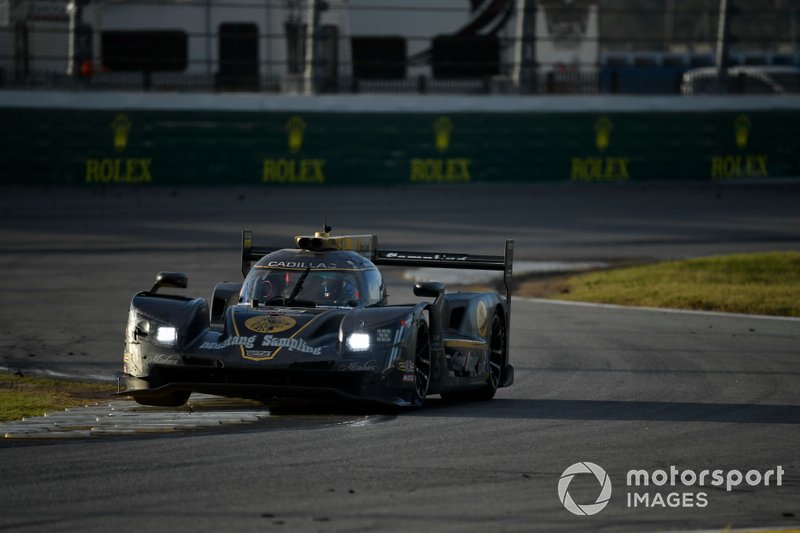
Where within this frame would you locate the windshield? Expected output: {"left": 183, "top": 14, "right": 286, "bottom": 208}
{"left": 242, "top": 268, "right": 363, "bottom": 308}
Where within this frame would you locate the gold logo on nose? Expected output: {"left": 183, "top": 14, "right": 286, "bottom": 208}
{"left": 244, "top": 315, "right": 297, "bottom": 334}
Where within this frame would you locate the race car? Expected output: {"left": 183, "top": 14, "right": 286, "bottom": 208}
{"left": 119, "top": 228, "right": 514, "bottom": 408}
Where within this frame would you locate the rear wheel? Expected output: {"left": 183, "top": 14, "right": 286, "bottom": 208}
{"left": 412, "top": 322, "right": 432, "bottom": 406}
{"left": 443, "top": 310, "right": 506, "bottom": 402}
{"left": 134, "top": 391, "right": 190, "bottom": 407}
{"left": 483, "top": 312, "right": 506, "bottom": 398}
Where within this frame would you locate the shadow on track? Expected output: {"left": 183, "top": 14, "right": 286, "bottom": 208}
{"left": 414, "top": 398, "right": 800, "bottom": 424}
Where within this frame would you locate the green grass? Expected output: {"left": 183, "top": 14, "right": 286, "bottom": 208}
{"left": 542, "top": 251, "right": 800, "bottom": 317}
{"left": 0, "top": 374, "right": 116, "bottom": 422}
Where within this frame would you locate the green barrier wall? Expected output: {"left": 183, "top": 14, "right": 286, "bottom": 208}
{"left": 1, "top": 108, "right": 799, "bottom": 185}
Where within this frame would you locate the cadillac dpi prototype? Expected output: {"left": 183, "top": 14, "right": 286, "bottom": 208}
{"left": 120, "top": 229, "right": 514, "bottom": 408}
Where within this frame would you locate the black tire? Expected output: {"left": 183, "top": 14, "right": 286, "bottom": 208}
{"left": 443, "top": 310, "right": 506, "bottom": 402}
{"left": 134, "top": 391, "right": 190, "bottom": 407}
{"left": 412, "top": 321, "right": 432, "bottom": 406}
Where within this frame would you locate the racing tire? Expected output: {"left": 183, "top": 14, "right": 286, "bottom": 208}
{"left": 412, "top": 321, "right": 432, "bottom": 407}
{"left": 134, "top": 391, "right": 191, "bottom": 407}
{"left": 443, "top": 310, "right": 506, "bottom": 402}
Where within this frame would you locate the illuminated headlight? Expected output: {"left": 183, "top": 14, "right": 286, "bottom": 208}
{"left": 155, "top": 326, "right": 178, "bottom": 346}
{"left": 346, "top": 333, "right": 371, "bottom": 352}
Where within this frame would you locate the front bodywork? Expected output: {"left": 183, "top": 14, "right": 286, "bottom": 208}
{"left": 124, "top": 295, "right": 430, "bottom": 406}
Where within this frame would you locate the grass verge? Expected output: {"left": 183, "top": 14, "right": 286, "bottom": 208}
{"left": 0, "top": 373, "right": 116, "bottom": 422}
{"left": 517, "top": 251, "right": 800, "bottom": 317}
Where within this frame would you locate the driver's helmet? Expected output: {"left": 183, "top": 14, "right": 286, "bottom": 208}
{"left": 318, "top": 274, "right": 358, "bottom": 304}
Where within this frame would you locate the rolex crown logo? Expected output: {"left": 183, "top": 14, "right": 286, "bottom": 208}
{"left": 111, "top": 114, "right": 132, "bottom": 152}
{"left": 434, "top": 116, "right": 453, "bottom": 153}
{"left": 286, "top": 116, "right": 306, "bottom": 154}
{"left": 594, "top": 116, "right": 612, "bottom": 152}
{"left": 734, "top": 115, "right": 751, "bottom": 150}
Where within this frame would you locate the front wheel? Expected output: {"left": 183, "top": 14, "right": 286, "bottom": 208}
{"left": 411, "top": 322, "right": 432, "bottom": 407}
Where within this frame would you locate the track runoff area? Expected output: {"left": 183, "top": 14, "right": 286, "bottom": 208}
{"left": 0, "top": 184, "right": 798, "bottom": 531}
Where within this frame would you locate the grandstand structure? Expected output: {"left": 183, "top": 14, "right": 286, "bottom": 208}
{"left": 0, "top": 0, "right": 797, "bottom": 94}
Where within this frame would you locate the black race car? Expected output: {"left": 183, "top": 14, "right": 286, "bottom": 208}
{"left": 120, "top": 228, "right": 514, "bottom": 408}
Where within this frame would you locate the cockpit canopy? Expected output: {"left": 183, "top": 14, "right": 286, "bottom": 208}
{"left": 241, "top": 250, "right": 385, "bottom": 308}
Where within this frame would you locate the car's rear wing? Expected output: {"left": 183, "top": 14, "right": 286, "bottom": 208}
{"left": 241, "top": 229, "right": 514, "bottom": 303}
{"left": 373, "top": 241, "right": 514, "bottom": 305}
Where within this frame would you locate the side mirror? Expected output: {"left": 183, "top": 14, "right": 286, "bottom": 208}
{"left": 151, "top": 271, "right": 189, "bottom": 293}
{"left": 413, "top": 281, "right": 445, "bottom": 299}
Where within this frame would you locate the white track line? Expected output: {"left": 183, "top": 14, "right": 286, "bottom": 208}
{"left": 513, "top": 297, "right": 800, "bottom": 322}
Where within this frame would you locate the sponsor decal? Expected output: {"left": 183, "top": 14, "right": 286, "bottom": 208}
{"left": 570, "top": 116, "right": 630, "bottom": 182}
{"left": 265, "top": 261, "right": 337, "bottom": 269}
{"left": 409, "top": 116, "right": 472, "bottom": 182}
{"left": 434, "top": 116, "right": 453, "bottom": 153}
{"left": 260, "top": 334, "right": 322, "bottom": 355}
{"left": 262, "top": 158, "right": 325, "bottom": 184}
{"left": 287, "top": 115, "right": 306, "bottom": 153}
{"left": 709, "top": 115, "right": 769, "bottom": 180}
{"left": 401, "top": 373, "right": 416, "bottom": 383}
{"left": 262, "top": 115, "right": 326, "bottom": 183}
{"left": 244, "top": 350, "right": 274, "bottom": 360}
{"left": 85, "top": 114, "right": 154, "bottom": 184}
{"left": 85, "top": 158, "right": 153, "bottom": 184}
{"left": 200, "top": 335, "right": 257, "bottom": 350}
{"left": 244, "top": 315, "right": 297, "bottom": 334}
{"left": 396, "top": 359, "right": 415, "bottom": 373}
{"left": 594, "top": 116, "right": 612, "bottom": 152}
{"left": 557, "top": 462, "right": 785, "bottom": 516}
{"left": 337, "top": 359, "right": 378, "bottom": 372}
{"left": 410, "top": 158, "right": 471, "bottom": 182}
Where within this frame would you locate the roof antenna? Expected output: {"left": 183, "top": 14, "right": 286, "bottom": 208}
{"left": 316, "top": 218, "right": 332, "bottom": 238}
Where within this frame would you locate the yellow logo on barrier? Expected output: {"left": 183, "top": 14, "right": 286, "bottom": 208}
{"left": 570, "top": 116, "right": 630, "bottom": 181}
{"left": 111, "top": 114, "right": 131, "bottom": 152}
{"left": 286, "top": 115, "right": 306, "bottom": 153}
{"left": 709, "top": 115, "right": 768, "bottom": 179}
{"left": 594, "top": 116, "right": 612, "bottom": 152}
{"left": 409, "top": 116, "right": 471, "bottom": 182}
{"left": 734, "top": 115, "right": 751, "bottom": 150}
{"left": 85, "top": 113, "right": 153, "bottom": 184}
{"left": 244, "top": 315, "right": 297, "bottom": 334}
{"left": 263, "top": 116, "right": 326, "bottom": 183}
{"left": 434, "top": 116, "right": 453, "bottom": 153}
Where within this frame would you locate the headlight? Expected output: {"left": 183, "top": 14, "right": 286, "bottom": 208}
{"left": 155, "top": 326, "right": 178, "bottom": 347}
{"left": 346, "top": 332, "right": 371, "bottom": 352}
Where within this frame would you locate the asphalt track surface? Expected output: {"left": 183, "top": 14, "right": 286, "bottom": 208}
{"left": 0, "top": 184, "right": 799, "bottom": 532}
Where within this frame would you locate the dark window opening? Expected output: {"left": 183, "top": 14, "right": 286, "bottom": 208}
{"left": 284, "top": 21, "right": 305, "bottom": 74}
{"left": 102, "top": 30, "right": 187, "bottom": 71}
{"left": 432, "top": 36, "right": 499, "bottom": 79}
{"left": 217, "top": 23, "right": 259, "bottom": 91}
{"left": 14, "top": 21, "right": 29, "bottom": 81}
{"left": 351, "top": 36, "right": 406, "bottom": 80}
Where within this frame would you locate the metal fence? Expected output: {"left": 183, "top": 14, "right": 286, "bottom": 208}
{"left": 1, "top": 0, "right": 798, "bottom": 95}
